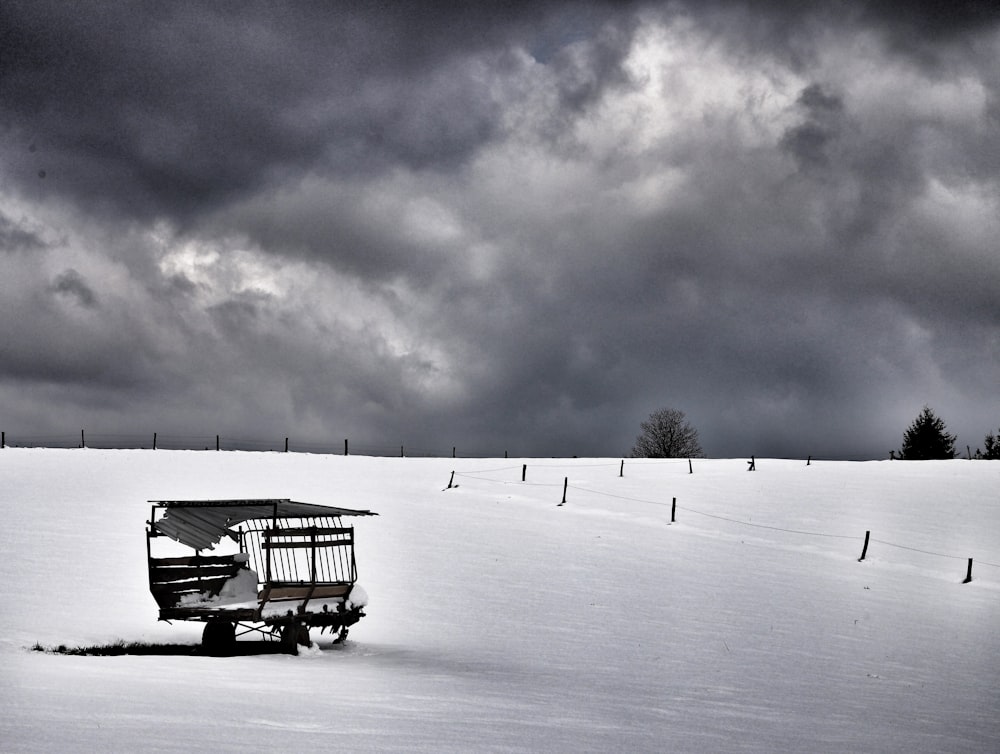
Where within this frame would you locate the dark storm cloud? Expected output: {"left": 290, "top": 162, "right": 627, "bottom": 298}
{"left": 0, "top": 1, "right": 625, "bottom": 223}
{"left": 699, "top": 0, "right": 1000, "bottom": 44}
{"left": 780, "top": 84, "right": 843, "bottom": 169}
{"left": 855, "top": 0, "right": 1000, "bottom": 65}
{"left": 49, "top": 268, "right": 97, "bottom": 308}
{"left": 3, "top": 1, "right": 992, "bottom": 221}
{"left": 1, "top": 0, "right": 998, "bottom": 458}
{"left": 0, "top": 211, "right": 48, "bottom": 253}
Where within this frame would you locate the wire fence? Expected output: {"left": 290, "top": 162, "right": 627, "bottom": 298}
{"left": 0, "top": 430, "right": 499, "bottom": 458}
{"left": 451, "top": 464, "right": 1000, "bottom": 582}
{"left": 5, "top": 433, "right": 996, "bottom": 581}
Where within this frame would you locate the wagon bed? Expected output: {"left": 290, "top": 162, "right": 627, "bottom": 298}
{"left": 146, "top": 498, "right": 377, "bottom": 653}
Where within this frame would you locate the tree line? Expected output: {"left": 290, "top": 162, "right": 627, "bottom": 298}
{"left": 632, "top": 406, "right": 1000, "bottom": 460}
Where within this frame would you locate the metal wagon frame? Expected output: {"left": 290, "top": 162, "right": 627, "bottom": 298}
{"left": 146, "top": 498, "right": 377, "bottom": 654}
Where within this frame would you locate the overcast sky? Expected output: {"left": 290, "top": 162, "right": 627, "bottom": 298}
{"left": 2, "top": 1, "right": 998, "bottom": 459}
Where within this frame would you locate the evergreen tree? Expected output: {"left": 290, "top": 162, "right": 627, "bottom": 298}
{"left": 899, "top": 406, "right": 957, "bottom": 460}
{"left": 984, "top": 429, "right": 1000, "bottom": 460}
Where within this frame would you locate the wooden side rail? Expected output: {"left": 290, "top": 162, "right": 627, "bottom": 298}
{"left": 259, "top": 583, "right": 352, "bottom": 602}
{"left": 152, "top": 554, "right": 237, "bottom": 566}
{"left": 148, "top": 554, "right": 247, "bottom": 608}
{"left": 150, "top": 564, "right": 242, "bottom": 581}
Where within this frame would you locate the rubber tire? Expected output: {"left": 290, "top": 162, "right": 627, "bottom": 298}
{"left": 202, "top": 619, "right": 236, "bottom": 656}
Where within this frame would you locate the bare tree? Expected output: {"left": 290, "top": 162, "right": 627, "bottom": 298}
{"left": 631, "top": 408, "right": 704, "bottom": 458}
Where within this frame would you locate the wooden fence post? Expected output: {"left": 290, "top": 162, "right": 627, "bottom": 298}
{"left": 671, "top": 497, "right": 676, "bottom": 524}
{"left": 963, "top": 558, "right": 973, "bottom": 584}
{"left": 522, "top": 464, "right": 527, "bottom": 482}
{"left": 558, "top": 477, "right": 567, "bottom": 506}
{"left": 447, "top": 471, "right": 455, "bottom": 489}
{"left": 284, "top": 437, "right": 289, "bottom": 453}
{"left": 453, "top": 446, "right": 456, "bottom": 458}
{"left": 858, "top": 530, "right": 870, "bottom": 562}
{"left": 620, "top": 459, "right": 624, "bottom": 477}
{"left": 216, "top": 435, "right": 220, "bottom": 451}
{"left": 153, "top": 432, "right": 157, "bottom": 450}
{"left": 2, "top": 431, "right": 5, "bottom": 448}
{"left": 688, "top": 458, "right": 693, "bottom": 474}
{"left": 344, "top": 438, "right": 348, "bottom": 456}
{"left": 81, "top": 429, "right": 85, "bottom": 448}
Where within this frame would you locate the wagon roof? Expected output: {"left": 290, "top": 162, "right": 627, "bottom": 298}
{"left": 149, "top": 498, "right": 376, "bottom": 551}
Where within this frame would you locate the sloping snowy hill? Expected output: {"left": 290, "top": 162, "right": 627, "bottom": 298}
{"left": 1, "top": 450, "right": 998, "bottom": 752}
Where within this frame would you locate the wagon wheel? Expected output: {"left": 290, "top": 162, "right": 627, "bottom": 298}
{"left": 202, "top": 619, "right": 236, "bottom": 656}
{"left": 279, "top": 621, "right": 312, "bottom": 655}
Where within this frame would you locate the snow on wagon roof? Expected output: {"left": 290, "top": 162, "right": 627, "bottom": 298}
{"left": 150, "top": 498, "right": 377, "bottom": 551}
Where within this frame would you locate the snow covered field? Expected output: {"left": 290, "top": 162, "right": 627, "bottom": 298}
{"left": 1, "top": 449, "right": 998, "bottom": 752}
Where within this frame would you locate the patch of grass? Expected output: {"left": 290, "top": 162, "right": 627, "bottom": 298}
{"left": 32, "top": 640, "right": 199, "bottom": 656}
{"left": 30, "top": 639, "right": 287, "bottom": 656}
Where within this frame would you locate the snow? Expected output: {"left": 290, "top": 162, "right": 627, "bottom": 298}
{"left": 1, "top": 449, "right": 998, "bottom": 752}
{"left": 177, "top": 569, "right": 259, "bottom": 607}
{"left": 347, "top": 583, "right": 368, "bottom": 609}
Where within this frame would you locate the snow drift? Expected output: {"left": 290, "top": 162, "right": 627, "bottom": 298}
{"left": 1, "top": 449, "right": 998, "bottom": 752}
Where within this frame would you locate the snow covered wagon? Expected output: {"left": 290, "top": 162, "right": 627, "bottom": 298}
{"left": 146, "top": 498, "right": 377, "bottom": 654}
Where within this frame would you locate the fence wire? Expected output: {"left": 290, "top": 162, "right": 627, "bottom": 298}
{"left": 451, "top": 469, "right": 1000, "bottom": 575}
{"left": 2, "top": 432, "right": 493, "bottom": 458}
